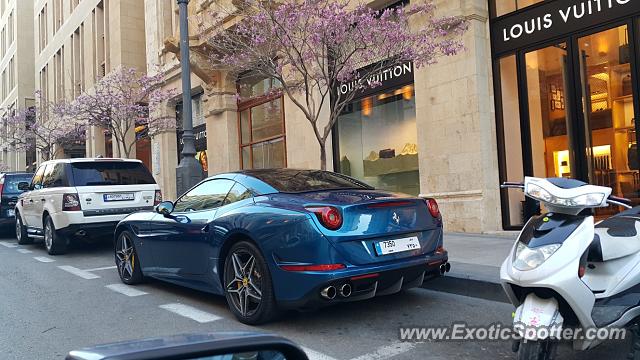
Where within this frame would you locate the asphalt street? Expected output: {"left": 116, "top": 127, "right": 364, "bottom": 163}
{"left": 0, "top": 235, "right": 629, "bottom": 360}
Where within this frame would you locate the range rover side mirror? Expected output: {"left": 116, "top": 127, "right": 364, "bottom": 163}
{"left": 17, "top": 182, "right": 30, "bottom": 191}
{"left": 155, "top": 201, "right": 174, "bottom": 216}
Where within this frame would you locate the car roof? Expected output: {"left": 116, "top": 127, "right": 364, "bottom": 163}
{"left": 39, "top": 158, "right": 143, "bottom": 165}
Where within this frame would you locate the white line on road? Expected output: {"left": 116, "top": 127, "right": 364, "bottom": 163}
{"left": 85, "top": 265, "right": 117, "bottom": 272}
{"left": 33, "top": 256, "right": 55, "bottom": 263}
{"left": 105, "top": 284, "right": 148, "bottom": 297}
{"left": 349, "top": 342, "right": 415, "bottom": 360}
{"left": 302, "top": 347, "right": 339, "bottom": 360}
{"left": 58, "top": 265, "right": 100, "bottom": 279}
{"left": 16, "top": 248, "right": 33, "bottom": 254}
{"left": 159, "top": 303, "right": 222, "bottom": 323}
{"left": 0, "top": 241, "right": 17, "bottom": 248}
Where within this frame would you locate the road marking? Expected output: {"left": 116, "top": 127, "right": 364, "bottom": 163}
{"left": 105, "top": 284, "right": 148, "bottom": 297}
{"left": 85, "top": 265, "right": 117, "bottom": 272}
{"left": 58, "top": 265, "right": 100, "bottom": 279}
{"left": 159, "top": 303, "right": 222, "bottom": 323}
{"left": 16, "top": 248, "right": 33, "bottom": 254}
{"left": 349, "top": 342, "right": 415, "bottom": 360}
{"left": 302, "top": 347, "right": 339, "bottom": 360}
{"left": 0, "top": 241, "right": 17, "bottom": 248}
{"left": 33, "top": 256, "right": 55, "bottom": 263}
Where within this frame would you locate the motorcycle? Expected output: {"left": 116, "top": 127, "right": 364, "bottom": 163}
{"left": 501, "top": 177, "right": 640, "bottom": 359}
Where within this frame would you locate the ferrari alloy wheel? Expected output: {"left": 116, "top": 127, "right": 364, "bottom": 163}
{"left": 115, "top": 231, "right": 143, "bottom": 285}
{"left": 44, "top": 217, "right": 67, "bottom": 255}
{"left": 15, "top": 213, "right": 31, "bottom": 245}
{"left": 224, "top": 241, "right": 279, "bottom": 325}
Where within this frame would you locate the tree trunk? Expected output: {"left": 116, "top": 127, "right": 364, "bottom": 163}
{"left": 319, "top": 143, "right": 326, "bottom": 171}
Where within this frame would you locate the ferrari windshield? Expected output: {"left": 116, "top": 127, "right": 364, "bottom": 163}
{"left": 242, "top": 169, "right": 374, "bottom": 193}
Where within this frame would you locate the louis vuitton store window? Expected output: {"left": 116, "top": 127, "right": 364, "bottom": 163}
{"left": 334, "top": 63, "right": 418, "bottom": 195}
{"left": 491, "top": 0, "right": 640, "bottom": 229}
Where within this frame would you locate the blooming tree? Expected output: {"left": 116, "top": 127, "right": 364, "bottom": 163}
{"left": 1, "top": 91, "right": 85, "bottom": 161}
{"left": 73, "top": 67, "right": 176, "bottom": 158}
{"left": 203, "top": 0, "right": 468, "bottom": 169}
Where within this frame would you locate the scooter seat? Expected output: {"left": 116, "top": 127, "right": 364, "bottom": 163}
{"left": 592, "top": 215, "right": 640, "bottom": 262}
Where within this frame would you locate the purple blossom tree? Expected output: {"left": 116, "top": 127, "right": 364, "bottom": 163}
{"left": 203, "top": 0, "right": 468, "bottom": 169}
{"left": 1, "top": 91, "right": 85, "bottom": 161}
{"left": 73, "top": 67, "right": 176, "bottom": 158}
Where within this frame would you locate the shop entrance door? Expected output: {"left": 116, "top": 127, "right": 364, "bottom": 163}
{"left": 578, "top": 24, "right": 639, "bottom": 216}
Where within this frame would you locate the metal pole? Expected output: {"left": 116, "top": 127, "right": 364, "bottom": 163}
{"left": 175, "top": 0, "right": 205, "bottom": 196}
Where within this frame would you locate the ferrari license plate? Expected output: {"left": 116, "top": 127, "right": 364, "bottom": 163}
{"left": 375, "top": 236, "right": 420, "bottom": 256}
{"left": 103, "top": 193, "right": 135, "bottom": 202}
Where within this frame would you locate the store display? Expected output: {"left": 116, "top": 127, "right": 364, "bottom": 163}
{"left": 379, "top": 149, "right": 396, "bottom": 159}
{"left": 365, "top": 151, "right": 379, "bottom": 161}
{"left": 340, "top": 156, "right": 352, "bottom": 176}
{"left": 400, "top": 143, "right": 418, "bottom": 155}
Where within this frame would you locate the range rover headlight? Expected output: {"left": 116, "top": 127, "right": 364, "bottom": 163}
{"left": 513, "top": 242, "right": 561, "bottom": 271}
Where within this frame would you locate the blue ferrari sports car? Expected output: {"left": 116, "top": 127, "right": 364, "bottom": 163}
{"left": 114, "top": 169, "right": 449, "bottom": 324}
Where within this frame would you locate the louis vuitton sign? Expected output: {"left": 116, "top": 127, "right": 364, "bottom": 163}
{"left": 492, "top": 0, "right": 640, "bottom": 55}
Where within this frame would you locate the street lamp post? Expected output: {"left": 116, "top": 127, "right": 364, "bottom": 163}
{"left": 175, "top": 0, "right": 205, "bottom": 196}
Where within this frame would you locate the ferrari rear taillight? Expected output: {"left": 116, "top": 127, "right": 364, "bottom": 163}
{"left": 63, "top": 193, "right": 81, "bottom": 211}
{"left": 280, "top": 264, "right": 346, "bottom": 272}
{"left": 154, "top": 190, "right": 162, "bottom": 206}
{"left": 425, "top": 198, "right": 441, "bottom": 218}
{"left": 306, "top": 206, "right": 343, "bottom": 230}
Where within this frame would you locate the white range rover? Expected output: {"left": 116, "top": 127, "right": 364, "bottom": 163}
{"left": 14, "top": 158, "right": 162, "bottom": 255}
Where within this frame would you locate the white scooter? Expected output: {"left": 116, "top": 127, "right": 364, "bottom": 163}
{"left": 501, "top": 177, "right": 640, "bottom": 359}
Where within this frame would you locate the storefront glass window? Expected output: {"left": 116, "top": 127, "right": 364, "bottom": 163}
{"left": 525, "top": 43, "right": 573, "bottom": 180}
{"left": 578, "top": 25, "right": 638, "bottom": 216}
{"left": 498, "top": 55, "right": 525, "bottom": 227}
{"left": 239, "top": 97, "right": 286, "bottom": 169}
{"left": 492, "top": 0, "right": 544, "bottom": 18}
{"left": 337, "top": 84, "right": 419, "bottom": 195}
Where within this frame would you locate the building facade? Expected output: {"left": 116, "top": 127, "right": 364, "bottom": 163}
{"left": 34, "top": 0, "right": 147, "bottom": 163}
{"left": 144, "top": 0, "right": 502, "bottom": 233}
{"left": 491, "top": 0, "right": 640, "bottom": 229}
{"left": 0, "top": 0, "right": 35, "bottom": 171}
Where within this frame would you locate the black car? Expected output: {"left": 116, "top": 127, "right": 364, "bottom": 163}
{"left": 0, "top": 172, "right": 33, "bottom": 232}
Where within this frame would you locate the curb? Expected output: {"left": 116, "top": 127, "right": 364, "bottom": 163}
{"left": 421, "top": 261, "right": 509, "bottom": 303}
{"left": 422, "top": 273, "right": 509, "bottom": 303}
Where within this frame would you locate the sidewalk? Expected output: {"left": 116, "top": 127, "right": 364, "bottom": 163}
{"left": 422, "top": 232, "right": 517, "bottom": 303}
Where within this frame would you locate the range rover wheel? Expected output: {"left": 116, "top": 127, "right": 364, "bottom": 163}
{"left": 115, "top": 231, "right": 144, "bottom": 285}
{"left": 15, "top": 213, "right": 31, "bottom": 245}
{"left": 43, "top": 216, "right": 67, "bottom": 255}
{"left": 223, "top": 241, "right": 280, "bottom": 325}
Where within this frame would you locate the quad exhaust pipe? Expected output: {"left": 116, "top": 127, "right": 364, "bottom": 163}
{"left": 321, "top": 283, "right": 353, "bottom": 300}
{"left": 439, "top": 262, "right": 451, "bottom": 275}
{"left": 321, "top": 286, "right": 337, "bottom": 300}
{"left": 339, "top": 283, "right": 352, "bottom": 298}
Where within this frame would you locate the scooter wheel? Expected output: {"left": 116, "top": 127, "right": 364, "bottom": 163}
{"left": 517, "top": 340, "right": 557, "bottom": 360}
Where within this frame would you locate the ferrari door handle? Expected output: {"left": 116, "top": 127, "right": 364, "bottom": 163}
{"left": 201, "top": 224, "right": 210, "bottom": 233}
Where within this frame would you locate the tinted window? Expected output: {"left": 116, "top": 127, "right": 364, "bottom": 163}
{"left": 247, "top": 170, "right": 373, "bottom": 193}
{"left": 71, "top": 161, "right": 155, "bottom": 186}
{"left": 43, "top": 163, "right": 68, "bottom": 188}
{"left": 2, "top": 174, "right": 33, "bottom": 193}
{"left": 223, "top": 182, "right": 253, "bottom": 205}
{"left": 174, "top": 179, "right": 235, "bottom": 212}
{"left": 31, "top": 165, "right": 47, "bottom": 190}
